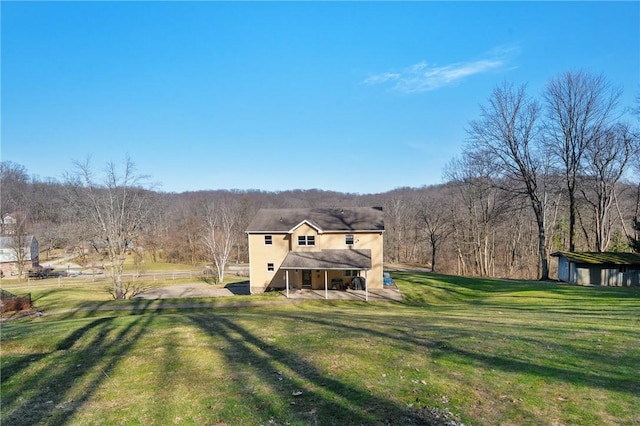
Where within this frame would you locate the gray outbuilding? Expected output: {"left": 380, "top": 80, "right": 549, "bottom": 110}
{"left": 552, "top": 251, "right": 640, "bottom": 287}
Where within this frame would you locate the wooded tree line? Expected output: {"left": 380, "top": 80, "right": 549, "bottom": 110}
{"left": 1, "top": 71, "right": 638, "bottom": 293}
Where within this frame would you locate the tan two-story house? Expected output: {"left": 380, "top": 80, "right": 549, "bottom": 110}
{"left": 246, "top": 207, "right": 384, "bottom": 296}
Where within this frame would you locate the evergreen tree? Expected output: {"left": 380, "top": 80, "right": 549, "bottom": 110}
{"left": 628, "top": 219, "right": 640, "bottom": 253}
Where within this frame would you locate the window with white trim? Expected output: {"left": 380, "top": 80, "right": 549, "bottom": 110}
{"left": 264, "top": 235, "right": 272, "bottom": 245}
{"left": 267, "top": 263, "right": 274, "bottom": 272}
{"left": 345, "top": 234, "right": 355, "bottom": 245}
{"left": 343, "top": 270, "right": 358, "bottom": 277}
{"left": 297, "top": 235, "right": 315, "bottom": 246}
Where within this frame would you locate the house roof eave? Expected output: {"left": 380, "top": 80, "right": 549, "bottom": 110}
{"left": 288, "top": 219, "right": 323, "bottom": 234}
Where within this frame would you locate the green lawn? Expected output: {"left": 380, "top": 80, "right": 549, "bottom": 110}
{"left": 0, "top": 272, "right": 251, "bottom": 313}
{"left": 1, "top": 272, "right": 639, "bottom": 425}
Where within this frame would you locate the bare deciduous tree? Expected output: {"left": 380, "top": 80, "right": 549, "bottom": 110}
{"left": 466, "top": 82, "right": 550, "bottom": 279}
{"left": 65, "top": 158, "right": 156, "bottom": 299}
{"left": 418, "top": 189, "right": 451, "bottom": 273}
{"left": 543, "top": 71, "right": 622, "bottom": 252}
{"left": 201, "top": 197, "right": 238, "bottom": 284}
{"left": 383, "top": 193, "right": 422, "bottom": 264}
{"left": 383, "top": 197, "right": 406, "bottom": 264}
{"left": 445, "top": 156, "right": 508, "bottom": 277}
{"left": 582, "top": 123, "right": 638, "bottom": 251}
{"left": 0, "top": 162, "right": 29, "bottom": 236}
{"left": 7, "top": 212, "right": 31, "bottom": 281}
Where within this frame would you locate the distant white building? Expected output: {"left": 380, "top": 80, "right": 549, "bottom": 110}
{"left": 0, "top": 235, "right": 39, "bottom": 277}
{"left": 1, "top": 215, "right": 17, "bottom": 235}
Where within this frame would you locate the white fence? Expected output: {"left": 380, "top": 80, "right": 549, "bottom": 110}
{"left": 0, "top": 270, "right": 205, "bottom": 292}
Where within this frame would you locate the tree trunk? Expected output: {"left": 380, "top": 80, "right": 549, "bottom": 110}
{"left": 533, "top": 201, "right": 550, "bottom": 280}
{"left": 568, "top": 188, "right": 576, "bottom": 252}
{"left": 430, "top": 237, "right": 437, "bottom": 273}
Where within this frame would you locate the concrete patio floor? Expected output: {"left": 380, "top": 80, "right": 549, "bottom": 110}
{"left": 283, "top": 286, "right": 403, "bottom": 302}
{"left": 134, "top": 282, "right": 402, "bottom": 302}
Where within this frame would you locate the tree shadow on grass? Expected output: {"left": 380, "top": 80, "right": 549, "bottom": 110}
{"left": 395, "top": 271, "right": 640, "bottom": 301}
{"left": 1, "top": 317, "right": 113, "bottom": 384}
{"left": 46, "top": 298, "right": 200, "bottom": 321}
{"left": 275, "top": 309, "right": 640, "bottom": 397}
{"left": 1, "top": 315, "right": 153, "bottom": 426}
{"left": 186, "top": 313, "right": 438, "bottom": 426}
{"left": 429, "top": 340, "right": 640, "bottom": 394}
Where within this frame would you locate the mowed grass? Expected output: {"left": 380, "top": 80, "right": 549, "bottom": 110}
{"left": 1, "top": 272, "right": 639, "bottom": 425}
{"left": 1, "top": 273, "right": 251, "bottom": 314}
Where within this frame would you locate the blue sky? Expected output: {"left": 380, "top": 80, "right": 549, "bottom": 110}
{"left": 2, "top": 1, "right": 638, "bottom": 194}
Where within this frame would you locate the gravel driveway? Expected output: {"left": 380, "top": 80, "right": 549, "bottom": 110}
{"left": 133, "top": 282, "right": 250, "bottom": 299}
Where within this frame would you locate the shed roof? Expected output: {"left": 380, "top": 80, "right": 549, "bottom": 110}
{"left": 246, "top": 207, "right": 384, "bottom": 233}
{"left": 280, "top": 249, "right": 372, "bottom": 270}
{"left": 551, "top": 251, "right": 640, "bottom": 266}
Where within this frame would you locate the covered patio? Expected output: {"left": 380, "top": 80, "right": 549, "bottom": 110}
{"left": 279, "top": 249, "right": 378, "bottom": 301}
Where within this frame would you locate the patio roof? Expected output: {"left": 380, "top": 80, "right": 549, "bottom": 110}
{"left": 280, "top": 249, "right": 372, "bottom": 270}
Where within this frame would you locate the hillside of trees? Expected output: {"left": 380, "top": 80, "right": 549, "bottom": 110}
{"left": 2, "top": 71, "right": 639, "bottom": 285}
{"left": 3, "top": 162, "right": 639, "bottom": 282}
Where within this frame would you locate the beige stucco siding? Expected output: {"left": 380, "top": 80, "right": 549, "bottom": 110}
{"left": 322, "top": 232, "right": 383, "bottom": 289}
{"left": 248, "top": 230, "right": 383, "bottom": 292}
{"left": 290, "top": 223, "right": 319, "bottom": 251}
{"left": 248, "top": 233, "right": 290, "bottom": 292}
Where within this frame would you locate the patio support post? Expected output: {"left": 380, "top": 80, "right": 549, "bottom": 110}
{"left": 324, "top": 270, "right": 328, "bottom": 300}
{"left": 285, "top": 270, "right": 290, "bottom": 298}
{"left": 365, "top": 270, "right": 368, "bottom": 302}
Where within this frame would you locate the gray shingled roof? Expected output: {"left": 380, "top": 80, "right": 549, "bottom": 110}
{"left": 0, "top": 235, "right": 35, "bottom": 249}
{"left": 280, "top": 249, "right": 372, "bottom": 270}
{"left": 246, "top": 207, "right": 384, "bottom": 233}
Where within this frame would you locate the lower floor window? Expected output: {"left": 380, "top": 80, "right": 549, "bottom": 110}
{"left": 267, "top": 263, "right": 274, "bottom": 271}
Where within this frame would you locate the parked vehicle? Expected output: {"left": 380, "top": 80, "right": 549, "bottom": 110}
{"left": 28, "top": 266, "right": 55, "bottom": 279}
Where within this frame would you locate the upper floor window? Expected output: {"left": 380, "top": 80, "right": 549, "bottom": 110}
{"left": 298, "top": 235, "right": 315, "bottom": 246}
{"left": 345, "top": 234, "right": 354, "bottom": 245}
{"left": 264, "top": 235, "right": 272, "bottom": 245}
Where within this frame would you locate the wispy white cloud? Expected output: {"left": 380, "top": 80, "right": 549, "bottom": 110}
{"left": 363, "top": 45, "right": 518, "bottom": 93}
{"left": 362, "top": 72, "right": 401, "bottom": 85}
